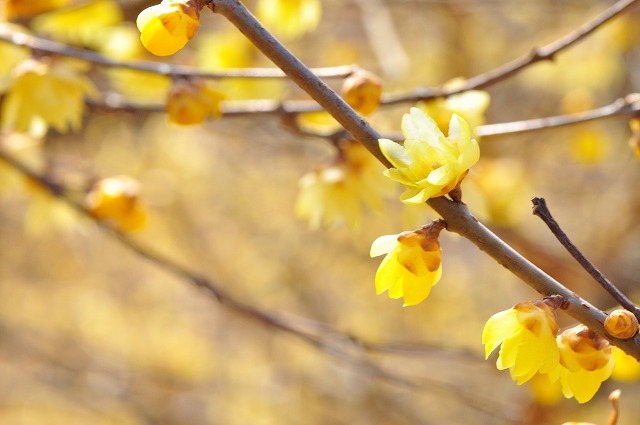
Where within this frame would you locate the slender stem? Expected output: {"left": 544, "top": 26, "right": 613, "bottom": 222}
{"left": 208, "top": 0, "right": 390, "bottom": 167}
{"left": 0, "top": 24, "right": 357, "bottom": 80}
{"left": 383, "top": 0, "right": 640, "bottom": 103}
{"left": 476, "top": 94, "right": 640, "bottom": 137}
{"left": 531, "top": 197, "right": 640, "bottom": 321}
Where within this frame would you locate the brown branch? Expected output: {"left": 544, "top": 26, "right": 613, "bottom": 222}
{"left": 382, "top": 0, "right": 640, "bottom": 104}
{"left": 531, "top": 197, "right": 640, "bottom": 321}
{"left": 208, "top": 0, "right": 640, "bottom": 359}
{"left": 476, "top": 94, "right": 640, "bottom": 137}
{"left": 0, "top": 23, "right": 358, "bottom": 80}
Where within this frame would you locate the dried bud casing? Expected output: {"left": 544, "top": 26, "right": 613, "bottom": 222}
{"left": 341, "top": 70, "right": 382, "bottom": 115}
{"left": 604, "top": 309, "right": 639, "bottom": 339}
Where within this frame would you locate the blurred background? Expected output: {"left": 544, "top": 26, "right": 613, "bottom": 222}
{"left": 1, "top": 0, "right": 640, "bottom": 424}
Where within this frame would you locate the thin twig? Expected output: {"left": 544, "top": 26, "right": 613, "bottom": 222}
{"left": 383, "top": 0, "right": 640, "bottom": 103}
{"left": 531, "top": 197, "right": 640, "bottom": 322}
{"left": 0, "top": 23, "right": 358, "bottom": 80}
{"left": 475, "top": 94, "right": 640, "bottom": 137}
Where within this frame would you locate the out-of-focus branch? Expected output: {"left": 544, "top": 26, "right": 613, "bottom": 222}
{"left": 209, "top": 0, "right": 640, "bottom": 359}
{"left": 383, "top": 0, "right": 640, "bottom": 103}
{"left": 0, "top": 23, "right": 358, "bottom": 80}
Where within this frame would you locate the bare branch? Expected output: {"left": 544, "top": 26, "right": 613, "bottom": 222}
{"left": 383, "top": 0, "right": 640, "bottom": 103}
{"left": 0, "top": 23, "right": 358, "bottom": 80}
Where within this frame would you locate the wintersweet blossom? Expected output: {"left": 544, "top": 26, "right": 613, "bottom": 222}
{"left": 549, "top": 325, "right": 614, "bottom": 403}
{"left": 370, "top": 222, "right": 444, "bottom": 306}
{"left": 136, "top": 0, "right": 199, "bottom": 56}
{"left": 483, "top": 300, "right": 560, "bottom": 384}
{"left": 165, "top": 79, "right": 224, "bottom": 125}
{"left": 379, "top": 108, "right": 479, "bottom": 205}
{"left": 1, "top": 57, "right": 98, "bottom": 137}
{"left": 295, "top": 141, "right": 393, "bottom": 229}
{"left": 85, "top": 176, "right": 147, "bottom": 232}
{"left": 419, "top": 81, "right": 490, "bottom": 134}
{"left": 255, "top": 0, "right": 321, "bottom": 39}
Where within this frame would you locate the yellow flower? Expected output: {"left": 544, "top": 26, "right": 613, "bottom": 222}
{"left": 295, "top": 162, "right": 362, "bottom": 230}
{"left": 1, "top": 57, "right": 98, "bottom": 138}
{"left": 31, "top": 0, "right": 124, "bottom": 49}
{"left": 482, "top": 300, "right": 560, "bottom": 385}
{"left": 379, "top": 107, "right": 480, "bottom": 204}
{"left": 255, "top": 0, "right": 321, "bottom": 39}
{"left": 419, "top": 85, "right": 490, "bottom": 135}
{"left": 165, "top": 79, "right": 224, "bottom": 125}
{"left": 136, "top": 0, "right": 200, "bottom": 56}
{"left": 85, "top": 176, "right": 147, "bottom": 232}
{"left": 4, "top": 0, "right": 72, "bottom": 20}
{"left": 549, "top": 325, "right": 614, "bottom": 403}
{"left": 604, "top": 309, "right": 638, "bottom": 339}
{"left": 370, "top": 222, "right": 444, "bottom": 306}
{"left": 611, "top": 346, "right": 640, "bottom": 382}
{"left": 295, "top": 141, "right": 393, "bottom": 229}
{"left": 342, "top": 70, "right": 383, "bottom": 116}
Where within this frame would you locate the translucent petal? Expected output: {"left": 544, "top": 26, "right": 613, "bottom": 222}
{"left": 379, "top": 138, "right": 411, "bottom": 168}
{"left": 401, "top": 107, "right": 444, "bottom": 143}
{"left": 399, "top": 188, "right": 431, "bottom": 205}
{"left": 370, "top": 234, "right": 400, "bottom": 257}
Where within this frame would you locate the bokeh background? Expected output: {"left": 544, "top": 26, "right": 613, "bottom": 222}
{"left": 1, "top": 0, "right": 640, "bottom": 424}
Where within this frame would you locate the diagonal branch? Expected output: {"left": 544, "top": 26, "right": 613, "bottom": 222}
{"left": 209, "top": 0, "right": 640, "bottom": 359}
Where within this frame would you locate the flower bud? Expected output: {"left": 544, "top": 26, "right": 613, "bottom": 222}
{"left": 604, "top": 309, "right": 639, "bottom": 339}
{"left": 165, "top": 79, "right": 224, "bottom": 125}
{"left": 85, "top": 176, "right": 147, "bottom": 231}
{"left": 342, "top": 70, "right": 382, "bottom": 115}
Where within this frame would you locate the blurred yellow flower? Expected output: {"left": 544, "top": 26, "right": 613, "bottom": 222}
{"left": 1, "top": 57, "right": 98, "bottom": 138}
{"left": 0, "top": 39, "right": 29, "bottom": 92}
{"left": 379, "top": 107, "right": 479, "bottom": 205}
{"left": 85, "top": 176, "right": 147, "bottom": 232}
{"left": 342, "top": 70, "right": 383, "bottom": 116}
{"left": 549, "top": 325, "right": 614, "bottom": 403}
{"left": 4, "top": 0, "right": 71, "bottom": 20}
{"left": 611, "top": 346, "right": 640, "bottom": 382}
{"left": 255, "top": 0, "right": 321, "bottom": 39}
{"left": 629, "top": 117, "right": 640, "bottom": 160}
{"left": 483, "top": 300, "right": 560, "bottom": 385}
{"left": 31, "top": 0, "right": 123, "bottom": 48}
{"left": 136, "top": 0, "right": 200, "bottom": 56}
{"left": 165, "top": 79, "right": 224, "bottom": 125}
{"left": 296, "top": 141, "right": 392, "bottom": 230}
{"left": 370, "top": 222, "right": 444, "bottom": 306}
{"left": 419, "top": 89, "right": 490, "bottom": 135}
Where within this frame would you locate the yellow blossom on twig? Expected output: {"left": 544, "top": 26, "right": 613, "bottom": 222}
{"left": 370, "top": 221, "right": 444, "bottom": 306}
{"left": 85, "top": 176, "right": 147, "bottom": 232}
{"left": 379, "top": 107, "right": 480, "bottom": 204}
{"left": 1, "top": 57, "right": 98, "bottom": 138}
{"left": 549, "top": 325, "right": 615, "bottom": 403}
{"left": 165, "top": 79, "right": 224, "bottom": 125}
{"left": 419, "top": 80, "right": 490, "bottom": 135}
{"left": 482, "top": 299, "right": 561, "bottom": 384}
{"left": 295, "top": 141, "right": 393, "bottom": 229}
{"left": 137, "top": 0, "right": 200, "bottom": 56}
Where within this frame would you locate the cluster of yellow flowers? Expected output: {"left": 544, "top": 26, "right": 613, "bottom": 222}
{"left": 482, "top": 299, "right": 625, "bottom": 403}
